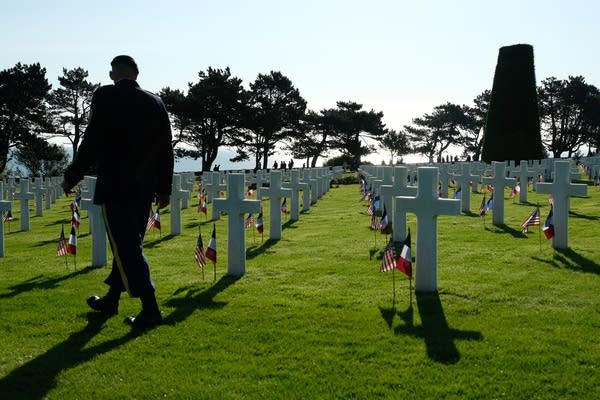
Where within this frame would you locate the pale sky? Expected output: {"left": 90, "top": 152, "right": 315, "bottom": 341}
{"left": 2, "top": 0, "right": 598, "bottom": 166}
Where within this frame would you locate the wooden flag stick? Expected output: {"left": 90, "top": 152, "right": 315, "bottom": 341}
{"left": 392, "top": 266, "right": 396, "bottom": 311}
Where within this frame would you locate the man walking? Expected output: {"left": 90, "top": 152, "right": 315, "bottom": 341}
{"left": 62, "top": 55, "right": 174, "bottom": 328}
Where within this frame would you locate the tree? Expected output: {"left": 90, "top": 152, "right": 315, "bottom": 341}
{"left": 49, "top": 67, "right": 99, "bottom": 155}
{"left": 231, "top": 71, "right": 306, "bottom": 169}
{"left": 461, "top": 90, "right": 490, "bottom": 161}
{"left": 330, "top": 101, "right": 386, "bottom": 170}
{"left": 481, "top": 44, "right": 544, "bottom": 162}
{"left": 286, "top": 109, "right": 336, "bottom": 168}
{"left": 161, "top": 67, "right": 246, "bottom": 171}
{"left": 378, "top": 129, "right": 410, "bottom": 165}
{"left": 14, "top": 136, "right": 69, "bottom": 176}
{"left": 0, "top": 62, "right": 52, "bottom": 174}
{"left": 538, "top": 76, "right": 600, "bottom": 158}
{"left": 404, "top": 102, "right": 467, "bottom": 163}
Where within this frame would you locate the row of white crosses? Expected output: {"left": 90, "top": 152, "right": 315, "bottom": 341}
{"left": 360, "top": 165, "right": 460, "bottom": 292}
{"left": 361, "top": 160, "right": 590, "bottom": 292}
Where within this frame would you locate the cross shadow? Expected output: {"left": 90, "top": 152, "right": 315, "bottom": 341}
{"left": 485, "top": 224, "right": 526, "bottom": 238}
{"left": 143, "top": 234, "right": 176, "bottom": 248}
{"left": 163, "top": 275, "right": 241, "bottom": 326}
{"left": 569, "top": 210, "right": 599, "bottom": 221}
{"left": 0, "top": 266, "right": 97, "bottom": 300}
{"left": 461, "top": 211, "right": 479, "bottom": 217}
{"left": 0, "top": 312, "right": 145, "bottom": 400}
{"left": 553, "top": 248, "right": 600, "bottom": 274}
{"left": 390, "top": 292, "right": 483, "bottom": 364}
{"left": 282, "top": 219, "right": 298, "bottom": 230}
{"left": 246, "top": 239, "right": 278, "bottom": 259}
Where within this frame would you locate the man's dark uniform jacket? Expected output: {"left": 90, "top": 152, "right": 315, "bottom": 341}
{"left": 64, "top": 79, "right": 174, "bottom": 204}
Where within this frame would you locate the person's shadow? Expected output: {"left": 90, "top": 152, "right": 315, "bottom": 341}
{"left": 0, "top": 313, "right": 145, "bottom": 400}
{"left": 163, "top": 275, "right": 241, "bottom": 326}
{"left": 381, "top": 291, "right": 483, "bottom": 364}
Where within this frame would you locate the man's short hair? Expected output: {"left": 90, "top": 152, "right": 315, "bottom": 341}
{"left": 111, "top": 55, "right": 139, "bottom": 75}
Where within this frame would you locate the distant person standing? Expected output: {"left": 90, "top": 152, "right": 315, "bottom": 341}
{"left": 62, "top": 55, "right": 174, "bottom": 328}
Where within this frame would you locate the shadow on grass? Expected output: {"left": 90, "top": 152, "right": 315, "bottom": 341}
{"left": 569, "top": 210, "right": 599, "bottom": 221}
{"left": 0, "top": 266, "right": 97, "bottom": 300}
{"left": 0, "top": 312, "right": 145, "bottom": 400}
{"left": 533, "top": 247, "right": 600, "bottom": 275}
{"left": 184, "top": 218, "right": 213, "bottom": 229}
{"left": 143, "top": 234, "right": 176, "bottom": 248}
{"left": 246, "top": 239, "right": 278, "bottom": 259}
{"left": 33, "top": 232, "right": 90, "bottom": 247}
{"left": 385, "top": 292, "right": 482, "bottom": 364}
{"left": 163, "top": 275, "right": 241, "bottom": 326}
{"left": 282, "top": 218, "right": 297, "bottom": 230}
{"left": 485, "top": 224, "right": 526, "bottom": 238}
{"left": 461, "top": 211, "right": 479, "bottom": 218}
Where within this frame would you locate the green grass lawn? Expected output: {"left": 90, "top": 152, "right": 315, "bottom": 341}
{"left": 1, "top": 177, "right": 599, "bottom": 399}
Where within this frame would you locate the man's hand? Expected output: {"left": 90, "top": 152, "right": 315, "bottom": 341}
{"left": 154, "top": 194, "right": 170, "bottom": 210}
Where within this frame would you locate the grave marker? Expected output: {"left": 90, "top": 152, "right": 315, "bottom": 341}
{"left": 0, "top": 200, "right": 11, "bottom": 257}
{"left": 536, "top": 161, "right": 588, "bottom": 249}
{"left": 380, "top": 166, "right": 417, "bottom": 242}
{"left": 283, "top": 170, "right": 307, "bottom": 221}
{"left": 212, "top": 174, "right": 261, "bottom": 276}
{"left": 394, "top": 167, "right": 460, "bottom": 292}
{"left": 15, "top": 179, "right": 34, "bottom": 231}
{"left": 80, "top": 177, "right": 108, "bottom": 267}
{"left": 452, "top": 163, "right": 480, "bottom": 213}
{"left": 258, "top": 171, "right": 292, "bottom": 240}
{"left": 481, "top": 162, "right": 516, "bottom": 225}
{"left": 32, "top": 177, "right": 45, "bottom": 217}
{"left": 170, "top": 174, "right": 189, "bottom": 235}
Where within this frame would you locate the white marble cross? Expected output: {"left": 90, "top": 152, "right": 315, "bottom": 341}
{"left": 15, "top": 179, "right": 34, "bottom": 231}
{"left": 536, "top": 161, "right": 588, "bottom": 249}
{"left": 380, "top": 166, "right": 417, "bottom": 242}
{"left": 258, "top": 171, "right": 292, "bottom": 240}
{"left": 512, "top": 160, "right": 536, "bottom": 203}
{"left": 212, "top": 174, "right": 262, "bottom": 276}
{"left": 0, "top": 200, "right": 11, "bottom": 257}
{"left": 452, "top": 163, "right": 480, "bottom": 213}
{"left": 394, "top": 167, "right": 460, "bottom": 292}
{"left": 6, "top": 178, "right": 16, "bottom": 202}
{"left": 255, "top": 170, "right": 268, "bottom": 200}
{"left": 80, "top": 177, "right": 108, "bottom": 267}
{"left": 305, "top": 169, "right": 319, "bottom": 205}
{"left": 32, "top": 177, "right": 45, "bottom": 217}
{"left": 44, "top": 178, "right": 53, "bottom": 209}
{"left": 438, "top": 164, "right": 451, "bottom": 198}
{"left": 299, "top": 171, "right": 311, "bottom": 212}
{"left": 211, "top": 177, "right": 228, "bottom": 221}
{"left": 283, "top": 170, "right": 308, "bottom": 221}
{"left": 481, "top": 162, "right": 516, "bottom": 225}
{"left": 170, "top": 174, "right": 189, "bottom": 235}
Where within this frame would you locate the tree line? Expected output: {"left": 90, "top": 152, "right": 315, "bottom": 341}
{"left": 1, "top": 62, "right": 599, "bottom": 176}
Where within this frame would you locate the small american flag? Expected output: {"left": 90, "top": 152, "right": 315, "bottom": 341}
{"left": 244, "top": 213, "right": 254, "bottom": 228}
{"left": 370, "top": 214, "right": 380, "bottom": 230}
{"left": 2, "top": 210, "right": 13, "bottom": 222}
{"left": 380, "top": 239, "right": 396, "bottom": 273}
{"left": 194, "top": 232, "right": 206, "bottom": 269}
{"left": 146, "top": 209, "right": 161, "bottom": 231}
{"left": 56, "top": 226, "right": 68, "bottom": 257}
{"left": 521, "top": 207, "right": 541, "bottom": 232}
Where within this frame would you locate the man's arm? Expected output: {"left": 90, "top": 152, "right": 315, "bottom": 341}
{"left": 154, "top": 101, "right": 174, "bottom": 199}
{"left": 62, "top": 89, "right": 104, "bottom": 193}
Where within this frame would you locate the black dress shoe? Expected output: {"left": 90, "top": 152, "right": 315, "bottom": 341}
{"left": 87, "top": 295, "right": 119, "bottom": 315}
{"left": 124, "top": 310, "right": 163, "bottom": 328}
